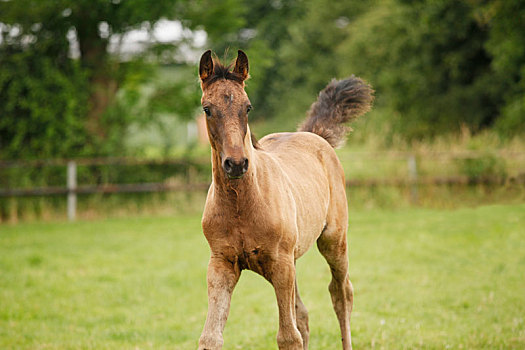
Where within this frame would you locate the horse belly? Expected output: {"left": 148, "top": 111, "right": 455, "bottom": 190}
{"left": 295, "top": 201, "right": 327, "bottom": 258}
{"left": 293, "top": 179, "right": 330, "bottom": 258}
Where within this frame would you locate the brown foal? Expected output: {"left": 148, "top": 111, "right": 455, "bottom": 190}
{"left": 197, "top": 50, "right": 373, "bottom": 350}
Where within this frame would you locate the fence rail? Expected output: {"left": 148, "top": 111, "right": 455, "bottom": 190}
{"left": 0, "top": 182, "right": 210, "bottom": 197}
{"left": 2, "top": 150, "right": 525, "bottom": 168}
{"left": 1, "top": 153, "right": 524, "bottom": 221}
{"left": 0, "top": 157, "right": 195, "bottom": 168}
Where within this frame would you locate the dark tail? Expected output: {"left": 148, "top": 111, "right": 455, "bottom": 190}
{"left": 298, "top": 76, "right": 374, "bottom": 148}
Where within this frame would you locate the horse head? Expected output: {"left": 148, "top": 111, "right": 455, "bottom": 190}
{"left": 199, "top": 50, "right": 252, "bottom": 179}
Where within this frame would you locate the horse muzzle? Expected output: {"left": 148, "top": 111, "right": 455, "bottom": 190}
{"left": 223, "top": 157, "right": 249, "bottom": 179}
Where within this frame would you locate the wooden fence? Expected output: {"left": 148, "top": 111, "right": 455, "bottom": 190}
{"left": 1, "top": 152, "right": 524, "bottom": 221}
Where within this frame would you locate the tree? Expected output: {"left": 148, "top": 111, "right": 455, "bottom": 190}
{"left": 0, "top": 48, "right": 90, "bottom": 159}
{"left": 337, "top": 0, "right": 525, "bottom": 139}
{"left": 0, "top": 0, "right": 245, "bottom": 158}
{"left": 236, "top": 0, "right": 525, "bottom": 139}
{"left": 224, "top": 0, "right": 372, "bottom": 131}
{"left": 485, "top": 0, "right": 525, "bottom": 135}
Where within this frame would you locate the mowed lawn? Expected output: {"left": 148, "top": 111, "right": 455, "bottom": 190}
{"left": 1, "top": 204, "right": 524, "bottom": 349}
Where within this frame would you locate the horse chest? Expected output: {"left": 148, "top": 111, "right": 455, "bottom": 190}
{"left": 236, "top": 242, "right": 271, "bottom": 276}
{"left": 204, "top": 214, "right": 282, "bottom": 276}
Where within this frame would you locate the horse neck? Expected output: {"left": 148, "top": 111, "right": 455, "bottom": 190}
{"left": 210, "top": 140, "right": 260, "bottom": 208}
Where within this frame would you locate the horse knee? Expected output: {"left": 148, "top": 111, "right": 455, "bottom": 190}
{"left": 295, "top": 303, "right": 309, "bottom": 348}
{"left": 328, "top": 274, "right": 343, "bottom": 292}
{"left": 296, "top": 306, "right": 309, "bottom": 325}
{"left": 329, "top": 274, "right": 354, "bottom": 308}
{"left": 198, "top": 333, "right": 223, "bottom": 350}
{"left": 277, "top": 328, "right": 303, "bottom": 350}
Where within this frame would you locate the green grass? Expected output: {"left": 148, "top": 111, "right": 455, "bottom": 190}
{"left": 1, "top": 204, "right": 524, "bottom": 349}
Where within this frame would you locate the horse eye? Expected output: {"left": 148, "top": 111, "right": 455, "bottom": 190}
{"left": 203, "top": 107, "right": 211, "bottom": 117}
{"left": 246, "top": 105, "right": 252, "bottom": 113}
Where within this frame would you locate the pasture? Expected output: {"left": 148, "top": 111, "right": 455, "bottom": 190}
{"left": 1, "top": 204, "right": 524, "bottom": 349}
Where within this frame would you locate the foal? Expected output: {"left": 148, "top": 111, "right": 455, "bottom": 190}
{"left": 197, "top": 50, "right": 373, "bottom": 350}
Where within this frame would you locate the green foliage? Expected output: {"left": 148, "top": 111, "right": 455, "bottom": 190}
{"left": 2, "top": 0, "right": 525, "bottom": 162}
{"left": 0, "top": 49, "right": 90, "bottom": 159}
{"left": 240, "top": 0, "right": 525, "bottom": 139}
{"left": 147, "top": 76, "right": 201, "bottom": 121}
{"left": 184, "top": 0, "right": 247, "bottom": 51}
{"left": 0, "top": 0, "right": 245, "bottom": 160}
{"left": 240, "top": 0, "right": 370, "bottom": 124}
{"left": 458, "top": 154, "right": 507, "bottom": 182}
{"left": 338, "top": 0, "right": 496, "bottom": 138}
{"left": 238, "top": 0, "right": 306, "bottom": 121}
{"left": 485, "top": 0, "right": 525, "bottom": 135}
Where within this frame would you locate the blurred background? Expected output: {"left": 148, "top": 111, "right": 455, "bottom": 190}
{"left": 0, "top": 0, "right": 524, "bottom": 220}
{"left": 1, "top": 2, "right": 525, "bottom": 349}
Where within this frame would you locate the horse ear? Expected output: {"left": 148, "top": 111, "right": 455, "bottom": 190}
{"left": 233, "top": 50, "right": 249, "bottom": 81}
{"left": 199, "top": 50, "right": 213, "bottom": 81}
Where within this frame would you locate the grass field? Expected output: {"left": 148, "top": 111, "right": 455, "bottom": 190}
{"left": 1, "top": 204, "right": 524, "bottom": 349}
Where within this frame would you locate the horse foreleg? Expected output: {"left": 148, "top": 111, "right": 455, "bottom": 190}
{"left": 271, "top": 258, "right": 304, "bottom": 350}
{"left": 198, "top": 256, "right": 240, "bottom": 350}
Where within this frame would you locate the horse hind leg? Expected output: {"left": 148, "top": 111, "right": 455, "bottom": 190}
{"left": 295, "top": 277, "right": 309, "bottom": 349}
{"left": 317, "top": 223, "right": 354, "bottom": 350}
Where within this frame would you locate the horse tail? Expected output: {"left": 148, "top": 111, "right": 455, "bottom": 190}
{"left": 298, "top": 76, "right": 374, "bottom": 148}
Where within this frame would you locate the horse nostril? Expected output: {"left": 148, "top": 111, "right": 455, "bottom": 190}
{"left": 223, "top": 158, "right": 233, "bottom": 173}
{"left": 222, "top": 157, "right": 248, "bottom": 178}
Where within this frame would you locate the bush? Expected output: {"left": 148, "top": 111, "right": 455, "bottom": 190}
{"left": 458, "top": 153, "right": 507, "bottom": 183}
{"left": 0, "top": 49, "right": 90, "bottom": 159}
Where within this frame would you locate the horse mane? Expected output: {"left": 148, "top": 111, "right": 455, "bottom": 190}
{"left": 251, "top": 132, "right": 261, "bottom": 150}
{"left": 202, "top": 59, "right": 245, "bottom": 87}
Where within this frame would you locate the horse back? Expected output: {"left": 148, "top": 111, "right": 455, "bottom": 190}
{"left": 259, "top": 131, "right": 345, "bottom": 184}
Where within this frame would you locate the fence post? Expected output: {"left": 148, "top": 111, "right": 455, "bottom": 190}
{"left": 67, "top": 161, "right": 77, "bottom": 221}
{"left": 408, "top": 154, "right": 418, "bottom": 205}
